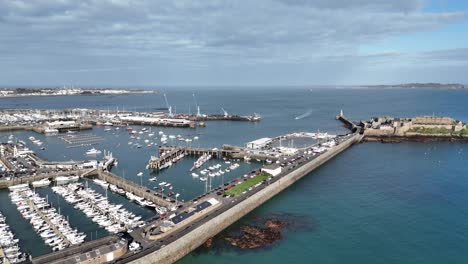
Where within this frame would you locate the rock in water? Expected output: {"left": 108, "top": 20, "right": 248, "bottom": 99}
{"left": 223, "top": 219, "right": 285, "bottom": 249}
{"left": 204, "top": 237, "right": 213, "bottom": 248}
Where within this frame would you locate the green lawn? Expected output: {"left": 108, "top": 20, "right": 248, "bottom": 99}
{"left": 225, "top": 173, "right": 270, "bottom": 196}
{"left": 458, "top": 129, "right": 468, "bottom": 135}
{"left": 408, "top": 127, "right": 452, "bottom": 134}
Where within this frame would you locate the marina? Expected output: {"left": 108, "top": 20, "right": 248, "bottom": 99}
{"left": 9, "top": 186, "right": 86, "bottom": 251}
{"left": 0, "top": 88, "right": 466, "bottom": 264}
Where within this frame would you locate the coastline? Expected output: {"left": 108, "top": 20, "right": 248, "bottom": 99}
{"left": 0, "top": 91, "right": 158, "bottom": 99}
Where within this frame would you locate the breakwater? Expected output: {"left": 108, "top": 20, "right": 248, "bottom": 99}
{"left": 127, "top": 133, "right": 362, "bottom": 264}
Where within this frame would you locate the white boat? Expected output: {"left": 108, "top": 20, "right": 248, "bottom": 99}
{"left": 103, "top": 121, "right": 113, "bottom": 126}
{"left": 44, "top": 128, "right": 59, "bottom": 135}
{"left": 137, "top": 172, "right": 143, "bottom": 176}
{"left": 86, "top": 148, "right": 102, "bottom": 155}
{"left": 93, "top": 179, "right": 109, "bottom": 189}
{"left": 55, "top": 176, "right": 79, "bottom": 185}
{"left": 126, "top": 192, "right": 136, "bottom": 201}
{"left": 134, "top": 196, "right": 148, "bottom": 207}
{"left": 200, "top": 177, "right": 207, "bottom": 182}
{"left": 191, "top": 173, "right": 199, "bottom": 177}
{"left": 31, "top": 179, "right": 51, "bottom": 188}
{"left": 8, "top": 184, "right": 29, "bottom": 191}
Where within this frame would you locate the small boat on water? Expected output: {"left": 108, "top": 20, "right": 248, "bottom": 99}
{"left": 137, "top": 172, "right": 143, "bottom": 176}
{"left": 86, "top": 148, "right": 101, "bottom": 155}
{"left": 191, "top": 173, "right": 199, "bottom": 177}
{"left": 199, "top": 177, "right": 207, "bottom": 182}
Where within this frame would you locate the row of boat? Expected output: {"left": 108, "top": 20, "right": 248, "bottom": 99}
{"left": 28, "top": 136, "right": 43, "bottom": 146}
{"left": 93, "top": 179, "right": 160, "bottom": 209}
{"left": 190, "top": 153, "right": 212, "bottom": 171}
{"left": 52, "top": 183, "right": 145, "bottom": 234}
{"left": 192, "top": 162, "right": 240, "bottom": 181}
{"left": 0, "top": 211, "right": 27, "bottom": 263}
{"left": 10, "top": 187, "right": 86, "bottom": 251}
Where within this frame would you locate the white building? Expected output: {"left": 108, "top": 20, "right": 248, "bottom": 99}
{"left": 46, "top": 120, "right": 78, "bottom": 129}
{"left": 246, "top": 137, "right": 272, "bottom": 149}
{"left": 261, "top": 164, "right": 282, "bottom": 177}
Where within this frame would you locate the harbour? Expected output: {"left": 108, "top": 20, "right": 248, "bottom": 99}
{"left": 0, "top": 88, "right": 467, "bottom": 264}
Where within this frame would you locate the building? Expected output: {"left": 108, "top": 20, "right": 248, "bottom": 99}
{"left": 261, "top": 164, "right": 281, "bottom": 177}
{"left": 413, "top": 116, "right": 456, "bottom": 126}
{"left": 32, "top": 236, "right": 128, "bottom": 264}
{"left": 246, "top": 138, "right": 272, "bottom": 149}
{"left": 46, "top": 120, "right": 79, "bottom": 129}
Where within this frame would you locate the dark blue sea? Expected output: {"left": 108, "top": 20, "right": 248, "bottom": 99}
{"left": 1, "top": 87, "right": 468, "bottom": 263}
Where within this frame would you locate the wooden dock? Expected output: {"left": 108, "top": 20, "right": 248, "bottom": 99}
{"left": 148, "top": 147, "right": 187, "bottom": 170}
{"left": 24, "top": 194, "right": 71, "bottom": 246}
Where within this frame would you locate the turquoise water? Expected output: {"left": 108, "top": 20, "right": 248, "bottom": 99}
{"left": 1, "top": 87, "right": 468, "bottom": 262}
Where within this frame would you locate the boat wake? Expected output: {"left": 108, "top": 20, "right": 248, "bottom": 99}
{"left": 294, "top": 109, "right": 313, "bottom": 120}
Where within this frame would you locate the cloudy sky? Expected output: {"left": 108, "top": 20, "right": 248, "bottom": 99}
{"left": 1, "top": 0, "right": 467, "bottom": 87}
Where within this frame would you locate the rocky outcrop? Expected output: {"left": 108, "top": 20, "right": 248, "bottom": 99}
{"left": 222, "top": 219, "right": 286, "bottom": 249}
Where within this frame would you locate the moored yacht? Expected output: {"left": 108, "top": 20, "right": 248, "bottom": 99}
{"left": 31, "top": 179, "right": 51, "bottom": 188}
{"left": 85, "top": 148, "right": 102, "bottom": 155}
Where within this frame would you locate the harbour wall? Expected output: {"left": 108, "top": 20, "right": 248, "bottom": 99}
{"left": 128, "top": 133, "right": 362, "bottom": 264}
{"left": 0, "top": 170, "right": 85, "bottom": 188}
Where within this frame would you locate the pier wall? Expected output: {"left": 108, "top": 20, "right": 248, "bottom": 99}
{"left": 129, "top": 133, "right": 362, "bottom": 264}
{"left": 93, "top": 170, "right": 173, "bottom": 208}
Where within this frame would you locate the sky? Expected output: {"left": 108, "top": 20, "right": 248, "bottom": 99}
{"left": 0, "top": 0, "right": 467, "bottom": 87}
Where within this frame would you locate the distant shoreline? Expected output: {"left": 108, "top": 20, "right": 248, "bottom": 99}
{"left": 349, "top": 83, "right": 467, "bottom": 90}
{"left": 0, "top": 88, "right": 158, "bottom": 99}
